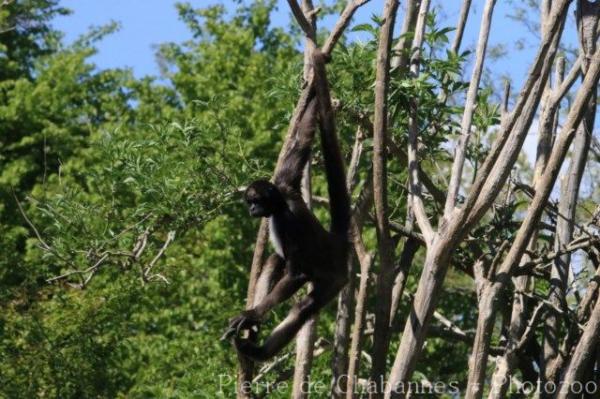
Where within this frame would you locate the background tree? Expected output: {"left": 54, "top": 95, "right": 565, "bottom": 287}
{"left": 1, "top": 1, "right": 599, "bottom": 398}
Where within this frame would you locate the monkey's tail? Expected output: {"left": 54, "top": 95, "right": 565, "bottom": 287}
{"left": 312, "top": 50, "right": 351, "bottom": 236}
{"left": 321, "top": 121, "right": 351, "bottom": 236}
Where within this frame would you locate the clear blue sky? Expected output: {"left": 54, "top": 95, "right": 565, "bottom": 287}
{"left": 51, "top": 1, "right": 587, "bottom": 184}
{"left": 52, "top": 0, "right": 577, "bottom": 86}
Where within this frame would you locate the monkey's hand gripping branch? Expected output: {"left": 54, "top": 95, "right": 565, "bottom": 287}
{"left": 221, "top": 308, "right": 262, "bottom": 342}
{"left": 222, "top": 309, "right": 274, "bottom": 362}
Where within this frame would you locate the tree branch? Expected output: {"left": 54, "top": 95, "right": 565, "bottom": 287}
{"left": 444, "top": 0, "right": 496, "bottom": 217}
{"left": 406, "top": 0, "right": 434, "bottom": 244}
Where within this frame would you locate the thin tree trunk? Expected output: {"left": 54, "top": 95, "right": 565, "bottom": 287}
{"left": 543, "top": 86, "right": 594, "bottom": 386}
{"left": 293, "top": 161, "right": 318, "bottom": 398}
{"left": 444, "top": 0, "right": 496, "bottom": 217}
{"left": 557, "top": 294, "right": 600, "bottom": 399}
{"left": 463, "top": 10, "right": 568, "bottom": 230}
{"left": 406, "top": 0, "right": 434, "bottom": 243}
{"left": 386, "top": 234, "right": 456, "bottom": 398}
{"left": 292, "top": 3, "right": 318, "bottom": 396}
{"left": 452, "top": 0, "right": 473, "bottom": 54}
{"left": 237, "top": 221, "right": 269, "bottom": 398}
{"left": 345, "top": 234, "right": 373, "bottom": 399}
{"left": 488, "top": 290, "right": 528, "bottom": 398}
{"left": 535, "top": 57, "right": 565, "bottom": 187}
{"left": 469, "top": 286, "right": 500, "bottom": 399}
{"left": 368, "top": 0, "right": 400, "bottom": 396}
{"left": 545, "top": 257, "right": 600, "bottom": 383}
{"left": 435, "top": 0, "right": 473, "bottom": 106}
{"left": 459, "top": 0, "right": 570, "bottom": 230}
{"left": 489, "top": 24, "right": 566, "bottom": 399}
{"left": 386, "top": 0, "right": 425, "bottom": 330}
{"left": 389, "top": 232, "right": 418, "bottom": 325}
{"left": 345, "top": 179, "right": 375, "bottom": 398}
{"left": 546, "top": 1, "right": 599, "bottom": 386}
{"left": 331, "top": 255, "right": 356, "bottom": 398}
{"left": 391, "top": 0, "right": 420, "bottom": 71}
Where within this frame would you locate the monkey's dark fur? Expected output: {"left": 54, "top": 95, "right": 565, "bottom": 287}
{"left": 223, "top": 50, "right": 350, "bottom": 361}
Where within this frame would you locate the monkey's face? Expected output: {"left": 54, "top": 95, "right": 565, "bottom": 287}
{"left": 244, "top": 180, "right": 279, "bottom": 218}
{"left": 246, "top": 196, "right": 270, "bottom": 217}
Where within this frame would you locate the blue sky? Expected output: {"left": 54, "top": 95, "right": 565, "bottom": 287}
{"left": 52, "top": 0, "right": 577, "bottom": 86}
{"left": 50, "top": 1, "right": 591, "bottom": 192}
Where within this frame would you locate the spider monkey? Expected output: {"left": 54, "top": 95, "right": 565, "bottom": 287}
{"left": 222, "top": 49, "right": 350, "bottom": 361}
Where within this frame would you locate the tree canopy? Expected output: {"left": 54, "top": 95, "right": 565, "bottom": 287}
{"left": 1, "top": 1, "right": 599, "bottom": 398}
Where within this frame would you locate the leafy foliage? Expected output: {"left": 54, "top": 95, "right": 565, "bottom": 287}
{"left": 1, "top": 1, "right": 574, "bottom": 398}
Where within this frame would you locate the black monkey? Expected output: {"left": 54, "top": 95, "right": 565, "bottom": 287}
{"left": 223, "top": 50, "right": 350, "bottom": 361}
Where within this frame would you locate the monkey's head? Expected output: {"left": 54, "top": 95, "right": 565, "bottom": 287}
{"left": 244, "top": 179, "right": 286, "bottom": 218}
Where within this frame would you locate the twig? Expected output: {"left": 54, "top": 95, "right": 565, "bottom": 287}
{"left": 515, "top": 302, "right": 546, "bottom": 351}
{"left": 517, "top": 237, "right": 595, "bottom": 275}
{"left": 47, "top": 254, "right": 109, "bottom": 284}
{"left": 143, "top": 230, "right": 175, "bottom": 281}
{"left": 13, "top": 189, "right": 51, "bottom": 251}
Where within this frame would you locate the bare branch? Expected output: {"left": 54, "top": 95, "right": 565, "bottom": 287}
{"left": 345, "top": 172, "right": 375, "bottom": 397}
{"left": 460, "top": 0, "right": 571, "bottom": 228}
{"left": 351, "top": 110, "right": 446, "bottom": 206}
{"left": 551, "top": 54, "right": 582, "bottom": 103}
{"left": 47, "top": 254, "right": 109, "bottom": 285}
{"left": 501, "top": 80, "right": 511, "bottom": 122}
{"left": 444, "top": 0, "right": 496, "bottom": 217}
{"left": 323, "top": 0, "right": 372, "bottom": 56}
{"left": 391, "top": 0, "right": 420, "bottom": 71}
{"left": 13, "top": 190, "right": 51, "bottom": 252}
{"left": 516, "top": 237, "right": 594, "bottom": 275}
{"left": 451, "top": 0, "right": 473, "bottom": 54}
{"left": 286, "top": 0, "right": 317, "bottom": 42}
{"left": 369, "top": 0, "right": 401, "bottom": 393}
{"left": 407, "top": 0, "right": 434, "bottom": 244}
{"left": 143, "top": 230, "right": 175, "bottom": 282}
{"left": 516, "top": 302, "right": 546, "bottom": 351}
{"left": 557, "top": 291, "right": 600, "bottom": 399}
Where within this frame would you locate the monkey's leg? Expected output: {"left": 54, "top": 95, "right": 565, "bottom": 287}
{"left": 235, "top": 280, "right": 342, "bottom": 361}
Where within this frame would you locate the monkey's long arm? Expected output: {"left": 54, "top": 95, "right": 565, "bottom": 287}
{"left": 253, "top": 272, "right": 308, "bottom": 317}
{"left": 274, "top": 97, "right": 318, "bottom": 192}
{"left": 311, "top": 50, "right": 351, "bottom": 235}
